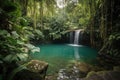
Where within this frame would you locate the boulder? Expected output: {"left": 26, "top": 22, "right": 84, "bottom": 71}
{"left": 14, "top": 60, "right": 48, "bottom": 80}
{"left": 84, "top": 71, "right": 120, "bottom": 80}
{"left": 75, "top": 62, "right": 91, "bottom": 73}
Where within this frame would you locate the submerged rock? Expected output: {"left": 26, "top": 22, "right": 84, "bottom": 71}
{"left": 57, "top": 67, "right": 86, "bottom": 80}
{"left": 74, "top": 62, "right": 91, "bottom": 73}
{"left": 57, "top": 61, "right": 120, "bottom": 80}
{"left": 57, "top": 62, "right": 94, "bottom": 80}
{"left": 57, "top": 68, "right": 120, "bottom": 80}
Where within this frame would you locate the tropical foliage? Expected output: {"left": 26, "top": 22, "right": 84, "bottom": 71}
{"left": 0, "top": 0, "right": 120, "bottom": 80}
{"left": 0, "top": 0, "right": 40, "bottom": 79}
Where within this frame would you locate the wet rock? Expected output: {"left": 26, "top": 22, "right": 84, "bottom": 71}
{"left": 57, "top": 61, "right": 120, "bottom": 80}
{"left": 75, "top": 62, "right": 91, "bottom": 73}
{"left": 57, "top": 67, "right": 86, "bottom": 80}
{"left": 113, "top": 66, "right": 120, "bottom": 71}
{"left": 84, "top": 71, "right": 120, "bottom": 80}
{"left": 45, "top": 75, "right": 57, "bottom": 80}
{"left": 85, "top": 71, "right": 103, "bottom": 80}
{"left": 14, "top": 60, "right": 48, "bottom": 80}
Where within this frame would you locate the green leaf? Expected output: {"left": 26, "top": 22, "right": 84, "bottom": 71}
{"left": 0, "top": 30, "right": 8, "bottom": 35}
{"left": 11, "top": 31, "right": 19, "bottom": 39}
{"left": 17, "top": 40, "right": 25, "bottom": 45}
{"left": 31, "top": 47, "right": 40, "bottom": 53}
{"left": 24, "top": 44, "right": 35, "bottom": 49}
{"left": 3, "top": 54, "right": 13, "bottom": 62}
{"left": 16, "top": 53, "right": 28, "bottom": 61}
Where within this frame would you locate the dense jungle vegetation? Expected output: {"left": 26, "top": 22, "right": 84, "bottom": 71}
{"left": 0, "top": 0, "right": 120, "bottom": 80}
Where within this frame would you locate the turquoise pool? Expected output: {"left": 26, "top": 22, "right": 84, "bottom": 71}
{"left": 31, "top": 44, "right": 98, "bottom": 74}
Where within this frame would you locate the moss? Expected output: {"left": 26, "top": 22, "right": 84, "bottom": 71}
{"left": 113, "top": 66, "right": 120, "bottom": 71}
{"left": 90, "top": 65, "right": 104, "bottom": 72}
{"left": 26, "top": 60, "right": 48, "bottom": 73}
{"left": 85, "top": 71, "right": 108, "bottom": 80}
{"left": 86, "top": 71, "right": 97, "bottom": 78}
{"left": 96, "top": 71, "right": 108, "bottom": 76}
{"left": 74, "top": 62, "right": 91, "bottom": 73}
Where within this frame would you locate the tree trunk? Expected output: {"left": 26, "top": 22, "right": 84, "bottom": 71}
{"left": 39, "top": 0, "right": 43, "bottom": 30}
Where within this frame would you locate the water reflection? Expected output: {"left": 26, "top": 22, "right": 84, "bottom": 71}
{"left": 74, "top": 47, "right": 80, "bottom": 60}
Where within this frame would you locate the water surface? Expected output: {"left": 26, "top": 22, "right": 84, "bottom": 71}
{"left": 31, "top": 44, "right": 98, "bottom": 74}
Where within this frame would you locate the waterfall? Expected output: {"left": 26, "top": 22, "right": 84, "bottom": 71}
{"left": 74, "top": 30, "right": 81, "bottom": 44}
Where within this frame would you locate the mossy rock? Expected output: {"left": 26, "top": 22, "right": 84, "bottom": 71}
{"left": 84, "top": 71, "right": 120, "bottom": 80}
{"left": 26, "top": 60, "right": 48, "bottom": 73}
{"left": 113, "top": 66, "right": 120, "bottom": 71}
{"left": 85, "top": 71, "right": 103, "bottom": 80}
{"left": 14, "top": 60, "right": 48, "bottom": 80}
{"left": 75, "top": 62, "right": 91, "bottom": 73}
{"left": 86, "top": 71, "right": 97, "bottom": 78}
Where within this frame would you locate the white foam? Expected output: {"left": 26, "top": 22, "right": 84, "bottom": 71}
{"left": 67, "top": 44, "right": 83, "bottom": 47}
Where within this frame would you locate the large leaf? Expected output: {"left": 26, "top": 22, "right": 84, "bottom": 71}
{"left": 0, "top": 30, "right": 8, "bottom": 35}
{"left": 16, "top": 53, "right": 28, "bottom": 61}
{"left": 31, "top": 47, "right": 40, "bottom": 53}
{"left": 11, "top": 31, "right": 19, "bottom": 39}
{"left": 24, "top": 44, "right": 35, "bottom": 49}
{"left": 3, "top": 54, "right": 16, "bottom": 62}
{"left": 24, "top": 44, "right": 40, "bottom": 53}
{"left": 17, "top": 40, "right": 25, "bottom": 45}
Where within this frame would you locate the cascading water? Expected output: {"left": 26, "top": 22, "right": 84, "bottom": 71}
{"left": 74, "top": 30, "right": 81, "bottom": 44}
